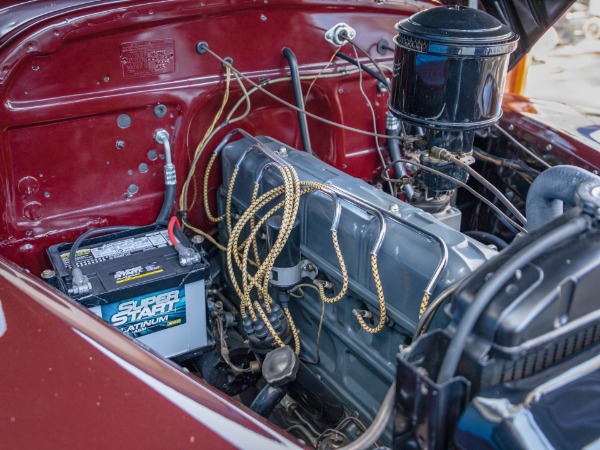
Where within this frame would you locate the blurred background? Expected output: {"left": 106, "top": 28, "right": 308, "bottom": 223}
{"left": 525, "top": 0, "right": 600, "bottom": 109}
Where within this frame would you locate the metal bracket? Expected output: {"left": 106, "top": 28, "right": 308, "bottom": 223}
{"left": 324, "top": 23, "right": 356, "bottom": 46}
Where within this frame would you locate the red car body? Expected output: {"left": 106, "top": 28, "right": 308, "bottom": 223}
{"left": 0, "top": 0, "right": 598, "bottom": 448}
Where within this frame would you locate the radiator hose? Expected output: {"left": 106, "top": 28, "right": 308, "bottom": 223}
{"left": 526, "top": 165, "right": 600, "bottom": 230}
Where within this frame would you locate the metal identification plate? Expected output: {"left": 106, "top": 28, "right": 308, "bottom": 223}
{"left": 120, "top": 39, "right": 175, "bottom": 79}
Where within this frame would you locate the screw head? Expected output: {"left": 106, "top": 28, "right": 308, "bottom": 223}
{"left": 389, "top": 203, "right": 400, "bottom": 214}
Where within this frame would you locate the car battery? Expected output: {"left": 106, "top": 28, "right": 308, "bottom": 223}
{"left": 47, "top": 225, "right": 212, "bottom": 359}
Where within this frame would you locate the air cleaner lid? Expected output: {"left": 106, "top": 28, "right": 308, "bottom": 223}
{"left": 394, "top": 6, "right": 518, "bottom": 56}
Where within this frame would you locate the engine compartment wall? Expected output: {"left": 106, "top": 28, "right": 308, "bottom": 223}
{"left": 0, "top": 0, "right": 433, "bottom": 273}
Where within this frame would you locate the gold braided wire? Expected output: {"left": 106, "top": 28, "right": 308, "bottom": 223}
{"left": 355, "top": 254, "right": 387, "bottom": 334}
{"left": 284, "top": 307, "right": 301, "bottom": 355}
{"left": 202, "top": 152, "right": 224, "bottom": 223}
{"left": 181, "top": 58, "right": 403, "bottom": 351}
{"left": 227, "top": 184, "right": 289, "bottom": 317}
{"left": 188, "top": 68, "right": 231, "bottom": 211}
{"left": 317, "top": 230, "right": 349, "bottom": 304}
{"left": 227, "top": 181, "right": 297, "bottom": 319}
{"left": 418, "top": 292, "right": 431, "bottom": 319}
{"left": 235, "top": 184, "right": 321, "bottom": 318}
{"left": 225, "top": 166, "right": 240, "bottom": 234}
{"left": 249, "top": 184, "right": 261, "bottom": 265}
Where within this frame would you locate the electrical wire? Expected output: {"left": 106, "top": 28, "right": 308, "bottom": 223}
{"left": 179, "top": 47, "right": 406, "bottom": 347}
{"left": 381, "top": 159, "right": 527, "bottom": 234}
{"left": 348, "top": 39, "right": 391, "bottom": 89}
{"left": 352, "top": 45, "right": 394, "bottom": 195}
{"left": 200, "top": 45, "right": 404, "bottom": 140}
{"left": 167, "top": 216, "right": 181, "bottom": 246}
{"left": 224, "top": 158, "right": 388, "bottom": 337}
{"left": 180, "top": 66, "right": 370, "bottom": 222}
{"left": 473, "top": 148, "right": 539, "bottom": 184}
{"left": 304, "top": 44, "right": 344, "bottom": 104}
{"left": 181, "top": 218, "right": 227, "bottom": 251}
{"left": 445, "top": 153, "right": 527, "bottom": 226}
{"left": 493, "top": 123, "right": 552, "bottom": 169}
{"left": 216, "top": 313, "right": 252, "bottom": 374}
{"left": 69, "top": 226, "right": 137, "bottom": 270}
{"left": 289, "top": 283, "right": 326, "bottom": 365}
{"left": 227, "top": 70, "right": 252, "bottom": 124}
{"left": 336, "top": 51, "right": 388, "bottom": 86}
{"left": 179, "top": 67, "right": 232, "bottom": 214}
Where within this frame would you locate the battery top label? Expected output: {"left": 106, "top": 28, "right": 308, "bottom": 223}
{"left": 61, "top": 230, "right": 171, "bottom": 269}
{"left": 112, "top": 263, "right": 164, "bottom": 284}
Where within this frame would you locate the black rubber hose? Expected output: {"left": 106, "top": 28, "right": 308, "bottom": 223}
{"left": 249, "top": 385, "right": 286, "bottom": 418}
{"left": 464, "top": 231, "right": 508, "bottom": 250}
{"left": 155, "top": 183, "right": 176, "bottom": 226}
{"left": 282, "top": 47, "right": 313, "bottom": 155}
{"left": 336, "top": 52, "right": 388, "bottom": 85}
{"left": 526, "top": 165, "right": 600, "bottom": 230}
{"left": 437, "top": 214, "right": 589, "bottom": 384}
{"left": 69, "top": 226, "right": 138, "bottom": 269}
{"left": 386, "top": 125, "right": 414, "bottom": 201}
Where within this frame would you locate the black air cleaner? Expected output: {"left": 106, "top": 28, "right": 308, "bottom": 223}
{"left": 390, "top": 5, "right": 518, "bottom": 153}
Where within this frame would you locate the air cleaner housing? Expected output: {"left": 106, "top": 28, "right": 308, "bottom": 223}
{"left": 390, "top": 6, "right": 518, "bottom": 152}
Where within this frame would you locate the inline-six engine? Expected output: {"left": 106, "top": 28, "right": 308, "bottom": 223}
{"left": 216, "top": 133, "right": 495, "bottom": 427}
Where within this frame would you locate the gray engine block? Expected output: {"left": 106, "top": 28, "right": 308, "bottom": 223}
{"left": 218, "top": 135, "right": 495, "bottom": 423}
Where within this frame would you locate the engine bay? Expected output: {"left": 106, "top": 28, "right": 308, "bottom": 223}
{"left": 1, "top": 1, "right": 600, "bottom": 448}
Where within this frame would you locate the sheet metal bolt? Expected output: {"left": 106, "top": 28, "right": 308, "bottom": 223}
{"left": 302, "top": 262, "right": 315, "bottom": 272}
{"left": 191, "top": 235, "right": 205, "bottom": 244}
{"left": 116, "top": 140, "right": 125, "bottom": 149}
{"left": 389, "top": 203, "right": 400, "bottom": 214}
{"left": 278, "top": 146, "right": 288, "bottom": 157}
{"left": 41, "top": 269, "right": 55, "bottom": 279}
